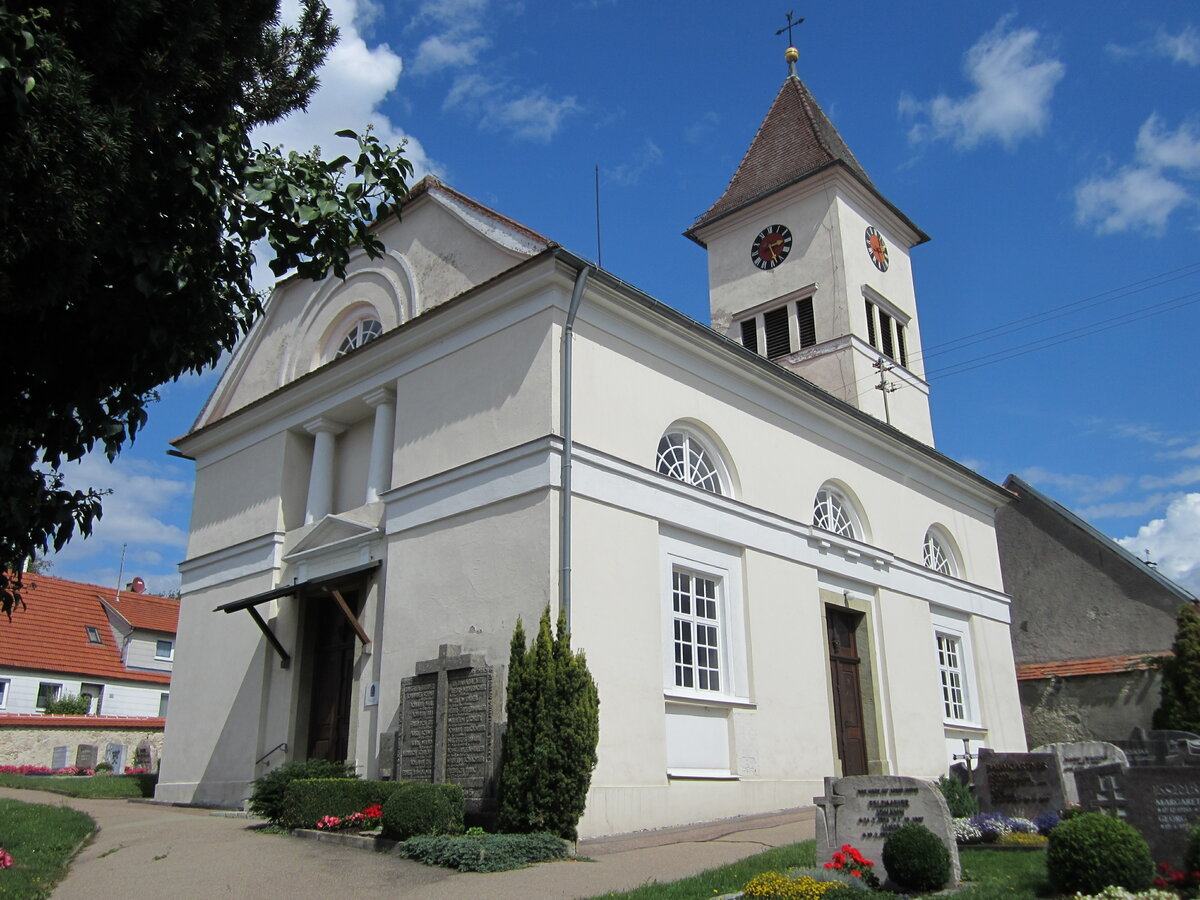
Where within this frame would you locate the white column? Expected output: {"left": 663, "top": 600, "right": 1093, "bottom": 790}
{"left": 304, "top": 417, "right": 346, "bottom": 524}
{"left": 364, "top": 388, "right": 396, "bottom": 504}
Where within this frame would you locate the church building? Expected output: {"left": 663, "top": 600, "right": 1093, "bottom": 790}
{"left": 157, "top": 48, "right": 1026, "bottom": 837}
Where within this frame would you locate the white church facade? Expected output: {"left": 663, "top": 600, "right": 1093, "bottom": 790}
{"left": 157, "top": 63, "right": 1026, "bottom": 837}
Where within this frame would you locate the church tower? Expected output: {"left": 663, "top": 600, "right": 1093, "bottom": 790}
{"left": 685, "top": 43, "right": 934, "bottom": 444}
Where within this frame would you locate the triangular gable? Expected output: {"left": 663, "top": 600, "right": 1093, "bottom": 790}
{"left": 285, "top": 514, "right": 380, "bottom": 560}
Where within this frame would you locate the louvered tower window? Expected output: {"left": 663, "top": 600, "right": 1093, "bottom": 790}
{"left": 737, "top": 297, "right": 817, "bottom": 359}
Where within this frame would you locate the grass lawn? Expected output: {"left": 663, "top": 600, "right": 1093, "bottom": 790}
{"left": 0, "top": 797, "right": 96, "bottom": 899}
{"left": 582, "top": 842, "right": 1053, "bottom": 900}
{"left": 0, "top": 773, "right": 156, "bottom": 799}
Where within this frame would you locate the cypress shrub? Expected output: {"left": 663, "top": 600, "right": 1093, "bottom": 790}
{"left": 1154, "top": 604, "right": 1200, "bottom": 733}
{"left": 937, "top": 774, "right": 979, "bottom": 817}
{"left": 1185, "top": 821, "right": 1200, "bottom": 874}
{"left": 248, "top": 759, "right": 358, "bottom": 824}
{"left": 495, "top": 606, "right": 599, "bottom": 841}
{"left": 280, "top": 778, "right": 404, "bottom": 830}
{"left": 881, "top": 822, "right": 951, "bottom": 891}
{"left": 380, "top": 781, "right": 464, "bottom": 841}
{"left": 1045, "top": 812, "right": 1153, "bottom": 895}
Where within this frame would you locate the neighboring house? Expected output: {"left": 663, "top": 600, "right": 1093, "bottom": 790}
{"left": 0, "top": 574, "right": 178, "bottom": 770}
{"left": 158, "top": 57, "right": 1027, "bottom": 836}
{"left": 996, "top": 475, "right": 1197, "bottom": 746}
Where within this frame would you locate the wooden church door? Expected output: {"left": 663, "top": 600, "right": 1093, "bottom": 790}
{"left": 306, "top": 590, "right": 360, "bottom": 762}
{"left": 826, "top": 607, "right": 869, "bottom": 776}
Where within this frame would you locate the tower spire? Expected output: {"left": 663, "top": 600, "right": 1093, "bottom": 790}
{"left": 775, "top": 11, "right": 804, "bottom": 79}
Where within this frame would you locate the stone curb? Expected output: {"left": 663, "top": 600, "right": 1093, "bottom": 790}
{"left": 290, "top": 828, "right": 402, "bottom": 854}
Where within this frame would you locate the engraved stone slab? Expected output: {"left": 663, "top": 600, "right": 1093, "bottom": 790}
{"left": 51, "top": 746, "right": 69, "bottom": 770}
{"left": 1033, "top": 741, "right": 1128, "bottom": 806}
{"left": 134, "top": 739, "right": 154, "bottom": 772}
{"left": 814, "top": 775, "right": 960, "bottom": 888}
{"left": 1077, "top": 763, "right": 1200, "bottom": 867}
{"left": 974, "top": 749, "right": 1065, "bottom": 818}
{"left": 378, "top": 731, "right": 396, "bottom": 780}
{"left": 74, "top": 744, "right": 98, "bottom": 770}
{"left": 105, "top": 743, "right": 125, "bottom": 771}
{"left": 399, "top": 676, "right": 436, "bottom": 783}
{"left": 1114, "top": 735, "right": 1200, "bottom": 768}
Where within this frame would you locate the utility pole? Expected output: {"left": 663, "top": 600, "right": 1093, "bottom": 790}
{"left": 873, "top": 357, "right": 898, "bottom": 426}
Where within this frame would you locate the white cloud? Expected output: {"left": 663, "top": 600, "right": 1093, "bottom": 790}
{"left": 685, "top": 111, "right": 720, "bottom": 145}
{"left": 608, "top": 139, "right": 663, "bottom": 187}
{"left": 1080, "top": 494, "right": 1174, "bottom": 521}
{"left": 445, "top": 73, "right": 580, "bottom": 141}
{"left": 1018, "top": 466, "right": 1130, "bottom": 504}
{"left": 1074, "top": 115, "right": 1200, "bottom": 236}
{"left": 411, "top": 33, "right": 489, "bottom": 74}
{"left": 1118, "top": 493, "right": 1200, "bottom": 595}
{"left": 1108, "top": 25, "right": 1200, "bottom": 67}
{"left": 1140, "top": 467, "right": 1200, "bottom": 490}
{"left": 901, "top": 17, "right": 1064, "bottom": 150}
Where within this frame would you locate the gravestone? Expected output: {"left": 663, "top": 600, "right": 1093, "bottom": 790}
{"left": 1033, "top": 741, "right": 1128, "bottom": 806}
{"left": 1076, "top": 762, "right": 1200, "bottom": 867}
{"left": 1113, "top": 735, "right": 1200, "bottom": 768}
{"left": 105, "top": 743, "right": 125, "bottom": 771}
{"left": 74, "top": 744, "right": 98, "bottom": 770}
{"left": 133, "top": 739, "right": 154, "bottom": 772}
{"left": 973, "top": 749, "right": 1065, "bottom": 818}
{"left": 393, "top": 644, "right": 502, "bottom": 814}
{"left": 51, "top": 746, "right": 69, "bottom": 770}
{"left": 814, "top": 775, "right": 960, "bottom": 888}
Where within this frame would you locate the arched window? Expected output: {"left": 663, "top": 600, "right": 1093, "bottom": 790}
{"left": 656, "top": 431, "right": 724, "bottom": 495}
{"left": 813, "top": 486, "right": 860, "bottom": 539}
{"left": 923, "top": 528, "right": 959, "bottom": 577}
{"left": 336, "top": 317, "right": 382, "bottom": 357}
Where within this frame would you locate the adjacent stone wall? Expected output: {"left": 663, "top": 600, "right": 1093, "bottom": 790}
{"left": 0, "top": 717, "right": 164, "bottom": 769}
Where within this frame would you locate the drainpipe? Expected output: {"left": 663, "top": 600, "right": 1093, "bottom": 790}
{"left": 560, "top": 264, "right": 593, "bottom": 633}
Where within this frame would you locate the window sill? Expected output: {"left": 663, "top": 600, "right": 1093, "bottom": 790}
{"left": 667, "top": 768, "right": 739, "bottom": 780}
{"left": 664, "top": 691, "right": 755, "bottom": 710}
{"left": 944, "top": 720, "right": 987, "bottom": 735}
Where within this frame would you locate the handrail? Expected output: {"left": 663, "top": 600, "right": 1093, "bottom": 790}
{"left": 256, "top": 742, "right": 287, "bottom": 766}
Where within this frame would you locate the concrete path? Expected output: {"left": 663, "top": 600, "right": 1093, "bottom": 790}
{"left": 0, "top": 787, "right": 814, "bottom": 900}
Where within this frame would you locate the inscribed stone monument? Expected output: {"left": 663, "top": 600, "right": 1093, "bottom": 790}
{"left": 1076, "top": 761, "right": 1200, "bottom": 867}
{"left": 814, "top": 775, "right": 960, "bottom": 888}
{"left": 1033, "top": 741, "right": 1127, "bottom": 806}
{"left": 1113, "top": 730, "right": 1200, "bottom": 768}
{"left": 134, "top": 739, "right": 154, "bottom": 772}
{"left": 74, "top": 744, "right": 97, "bottom": 770}
{"left": 974, "top": 749, "right": 1065, "bottom": 818}
{"left": 51, "top": 746, "right": 68, "bottom": 770}
{"left": 392, "top": 644, "right": 502, "bottom": 814}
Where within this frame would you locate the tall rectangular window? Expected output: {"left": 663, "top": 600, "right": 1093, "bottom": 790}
{"left": 0, "top": 679, "right": 8, "bottom": 710}
{"left": 158, "top": 692, "right": 170, "bottom": 718}
{"left": 36, "top": 682, "right": 62, "bottom": 710}
{"left": 936, "top": 633, "right": 966, "bottom": 720}
{"left": 865, "top": 297, "right": 910, "bottom": 369}
{"left": 672, "top": 569, "right": 721, "bottom": 692}
{"left": 736, "top": 296, "right": 817, "bottom": 362}
{"left": 740, "top": 318, "right": 759, "bottom": 354}
{"left": 762, "top": 305, "right": 791, "bottom": 359}
{"left": 797, "top": 297, "right": 816, "bottom": 348}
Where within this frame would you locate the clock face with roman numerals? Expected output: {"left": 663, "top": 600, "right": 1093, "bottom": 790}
{"left": 751, "top": 224, "right": 793, "bottom": 270}
{"left": 865, "top": 226, "right": 889, "bottom": 272}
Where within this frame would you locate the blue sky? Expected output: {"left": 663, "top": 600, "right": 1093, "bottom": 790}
{"left": 46, "top": 1, "right": 1200, "bottom": 597}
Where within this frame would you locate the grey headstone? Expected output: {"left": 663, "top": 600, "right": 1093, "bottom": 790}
{"left": 1077, "top": 763, "right": 1200, "bottom": 867}
{"left": 398, "top": 644, "right": 501, "bottom": 814}
{"left": 1032, "top": 741, "right": 1128, "bottom": 806}
{"left": 973, "top": 749, "right": 1065, "bottom": 818}
{"left": 814, "top": 775, "right": 960, "bottom": 889}
{"left": 74, "top": 744, "right": 98, "bottom": 770}
{"left": 1113, "top": 737, "right": 1200, "bottom": 767}
{"left": 133, "top": 739, "right": 154, "bottom": 772}
{"left": 105, "top": 743, "right": 125, "bottom": 771}
{"left": 51, "top": 746, "right": 69, "bottom": 770}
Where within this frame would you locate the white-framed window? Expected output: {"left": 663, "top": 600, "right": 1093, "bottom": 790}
{"left": 335, "top": 317, "right": 382, "bottom": 358}
{"left": 923, "top": 527, "right": 960, "bottom": 577}
{"left": 863, "top": 289, "right": 910, "bottom": 369}
{"left": 155, "top": 639, "right": 174, "bottom": 661}
{"left": 656, "top": 430, "right": 726, "bottom": 496}
{"left": 813, "top": 485, "right": 864, "bottom": 540}
{"left": 672, "top": 569, "right": 722, "bottom": 692}
{"left": 36, "top": 682, "right": 62, "bottom": 710}
{"left": 0, "top": 679, "right": 8, "bottom": 709}
{"left": 930, "top": 608, "right": 980, "bottom": 727}
{"left": 738, "top": 296, "right": 816, "bottom": 360}
{"left": 158, "top": 693, "right": 170, "bottom": 718}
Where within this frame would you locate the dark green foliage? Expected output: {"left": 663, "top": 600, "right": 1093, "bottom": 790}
{"left": 938, "top": 774, "right": 979, "bottom": 817}
{"left": 1186, "top": 821, "right": 1200, "bottom": 875}
{"left": 1154, "top": 604, "right": 1200, "bottom": 732}
{"left": 881, "top": 822, "right": 951, "bottom": 891}
{"left": 496, "top": 606, "right": 600, "bottom": 841}
{"left": 0, "top": 0, "right": 412, "bottom": 615}
{"left": 42, "top": 693, "right": 91, "bottom": 715}
{"left": 248, "top": 758, "right": 357, "bottom": 824}
{"left": 0, "top": 797, "right": 96, "bottom": 899}
{"left": 401, "top": 831, "right": 570, "bottom": 872}
{"left": 279, "top": 777, "right": 403, "bottom": 829}
{"left": 379, "top": 781, "right": 464, "bottom": 841}
{"left": 1045, "top": 811, "right": 1153, "bottom": 894}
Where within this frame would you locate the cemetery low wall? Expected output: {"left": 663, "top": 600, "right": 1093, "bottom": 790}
{"left": 0, "top": 714, "right": 164, "bottom": 769}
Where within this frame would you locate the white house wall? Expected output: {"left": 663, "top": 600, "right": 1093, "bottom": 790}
{"left": 0, "top": 669, "right": 166, "bottom": 718}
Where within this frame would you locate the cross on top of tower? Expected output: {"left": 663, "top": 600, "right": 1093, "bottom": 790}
{"left": 775, "top": 11, "right": 804, "bottom": 76}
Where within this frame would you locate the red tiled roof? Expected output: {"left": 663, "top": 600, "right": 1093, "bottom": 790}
{"left": 1016, "top": 653, "right": 1169, "bottom": 680}
{"left": 0, "top": 714, "right": 165, "bottom": 729}
{"left": 101, "top": 591, "right": 179, "bottom": 633}
{"left": 0, "top": 574, "right": 175, "bottom": 684}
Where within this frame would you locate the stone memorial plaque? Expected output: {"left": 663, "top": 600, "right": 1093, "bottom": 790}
{"left": 105, "top": 743, "right": 125, "bottom": 771}
{"left": 1113, "top": 738, "right": 1200, "bottom": 767}
{"left": 397, "top": 644, "right": 501, "bottom": 813}
{"left": 1077, "top": 763, "right": 1200, "bottom": 867}
{"left": 377, "top": 731, "right": 396, "bottom": 780}
{"left": 814, "top": 775, "right": 960, "bottom": 888}
{"left": 134, "top": 739, "right": 154, "bottom": 772}
{"left": 74, "top": 744, "right": 98, "bottom": 770}
{"left": 974, "top": 749, "right": 1065, "bottom": 818}
{"left": 51, "top": 746, "right": 69, "bottom": 770}
{"left": 1033, "top": 741, "right": 1128, "bottom": 806}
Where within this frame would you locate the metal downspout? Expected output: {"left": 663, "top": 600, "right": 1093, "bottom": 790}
{"left": 560, "top": 264, "right": 593, "bottom": 633}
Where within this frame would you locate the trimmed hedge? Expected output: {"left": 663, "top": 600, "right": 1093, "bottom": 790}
{"left": 280, "top": 778, "right": 405, "bottom": 830}
{"left": 402, "top": 831, "right": 569, "bottom": 872}
{"left": 881, "top": 822, "right": 951, "bottom": 891}
{"left": 380, "top": 781, "right": 464, "bottom": 841}
{"left": 249, "top": 759, "right": 358, "bottom": 824}
{"left": 1046, "top": 811, "right": 1153, "bottom": 895}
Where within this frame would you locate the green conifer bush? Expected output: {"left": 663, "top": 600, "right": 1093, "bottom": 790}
{"left": 1154, "top": 604, "right": 1200, "bottom": 733}
{"left": 1046, "top": 812, "right": 1153, "bottom": 895}
{"left": 881, "top": 822, "right": 951, "bottom": 891}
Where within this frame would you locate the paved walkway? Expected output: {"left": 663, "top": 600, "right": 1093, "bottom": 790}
{"left": 0, "top": 787, "right": 815, "bottom": 900}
